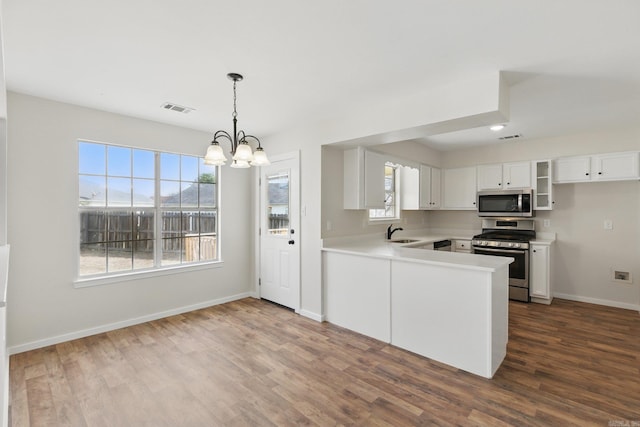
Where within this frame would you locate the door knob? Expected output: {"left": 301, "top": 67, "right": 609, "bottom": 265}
{"left": 288, "top": 240, "right": 295, "bottom": 245}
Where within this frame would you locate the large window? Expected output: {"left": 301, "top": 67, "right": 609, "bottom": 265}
{"left": 78, "top": 141, "right": 218, "bottom": 279}
{"left": 369, "top": 163, "right": 399, "bottom": 220}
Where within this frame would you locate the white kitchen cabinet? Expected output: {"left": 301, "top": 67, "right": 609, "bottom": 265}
{"left": 343, "top": 147, "right": 386, "bottom": 209}
{"left": 399, "top": 165, "right": 419, "bottom": 210}
{"left": 477, "top": 162, "right": 531, "bottom": 191}
{"left": 530, "top": 243, "right": 553, "bottom": 304}
{"left": 553, "top": 156, "right": 592, "bottom": 183}
{"left": 454, "top": 239, "right": 471, "bottom": 253}
{"left": 552, "top": 152, "right": 640, "bottom": 183}
{"left": 532, "top": 160, "right": 553, "bottom": 210}
{"left": 400, "top": 164, "right": 440, "bottom": 210}
{"left": 442, "top": 167, "right": 477, "bottom": 209}
{"left": 592, "top": 152, "right": 639, "bottom": 181}
{"left": 477, "top": 164, "right": 503, "bottom": 190}
{"left": 420, "top": 165, "right": 441, "bottom": 209}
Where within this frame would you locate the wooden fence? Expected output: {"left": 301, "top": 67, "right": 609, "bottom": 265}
{"left": 79, "top": 211, "right": 217, "bottom": 260}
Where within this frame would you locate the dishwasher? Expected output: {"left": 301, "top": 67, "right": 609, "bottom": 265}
{"left": 433, "top": 239, "right": 452, "bottom": 251}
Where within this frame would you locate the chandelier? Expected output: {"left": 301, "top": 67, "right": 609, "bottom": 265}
{"left": 204, "top": 73, "right": 270, "bottom": 168}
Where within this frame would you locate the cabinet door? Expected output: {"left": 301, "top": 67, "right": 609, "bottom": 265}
{"left": 504, "top": 162, "right": 531, "bottom": 189}
{"left": 477, "top": 164, "right": 503, "bottom": 191}
{"left": 553, "top": 156, "right": 591, "bottom": 183}
{"left": 533, "top": 160, "right": 553, "bottom": 210}
{"left": 443, "top": 167, "right": 477, "bottom": 209}
{"left": 400, "top": 165, "right": 420, "bottom": 210}
{"left": 364, "top": 150, "right": 386, "bottom": 209}
{"left": 530, "top": 245, "right": 549, "bottom": 299}
{"left": 592, "top": 152, "right": 640, "bottom": 181}
{"left": 419, "top": 165, "right": 432, "bottom": 209}
{"left": 430, "top": 167, "right": 441, "bottom": 209}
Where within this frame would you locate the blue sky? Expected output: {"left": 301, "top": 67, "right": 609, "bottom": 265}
{"left": 78, "top": 141, "right": 215, "bottom": 206}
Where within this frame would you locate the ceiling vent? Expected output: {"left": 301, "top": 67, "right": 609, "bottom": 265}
{"left": 161, "top": 102, "right": 195, "bottom": 114}
{"left": 498, "top": 133, "right": 522, "bottom": 140}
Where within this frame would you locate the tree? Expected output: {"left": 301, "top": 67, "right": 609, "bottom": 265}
{"left": 198, "top": 173, "right": 216, "bottom": 184}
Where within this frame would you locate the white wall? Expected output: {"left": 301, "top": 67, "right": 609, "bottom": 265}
{"left": 6, "top": 92, "right": 254, "bottom": 351}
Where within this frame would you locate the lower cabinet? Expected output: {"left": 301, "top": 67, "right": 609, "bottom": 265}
{"left": 530, "top": 243, "right": 553, "bottom": 304}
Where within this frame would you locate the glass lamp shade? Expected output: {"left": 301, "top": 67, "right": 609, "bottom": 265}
{"left": 230, "top": 159, "right": 251, "bottom": 168}
{"left": 250, "top": 147, "right": 270, "bottom": 166}
{"left": 204, "top": 143, "right": 227, "bottom": 165}
{"left": 232, "top": 143, "right": 254, "bottom": 162}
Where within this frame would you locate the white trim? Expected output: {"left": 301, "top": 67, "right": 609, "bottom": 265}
{"left": 73, "top": 261, "right": 224, "bottom": 288}
{"left": 8, "top": 292, "right": 252, "bottom": 355}
{"left": 300, "top": 309, "right": 325, "bottom": 322}
{"left": 554, "top": 293, "right": 640, "bottom": 313}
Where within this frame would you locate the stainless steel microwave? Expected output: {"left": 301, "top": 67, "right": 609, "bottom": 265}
{"left": 477, "top": 189, "right": 534, "bottom": 217}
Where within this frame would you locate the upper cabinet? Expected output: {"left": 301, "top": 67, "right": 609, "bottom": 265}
{"left": 532, "top": 160, "right": 553, "bottom": 210}
{"left": 343, "top": 147, "right": 386, "bottom": 209}
{"left": 442, "top": 167, "right": 477, "bottom": 210}
{"left": 592, "top": 152, "right": 640, "bottom": 181}
{"left": 552, "top": 156, "right": 591, "bottom": 183}
{"left": 477, "top": 162, "right": 531, "bottom": 191}
{"left": 400, "top": 165, "right": 440, "bottom": 210}
{"left": 420, "top": 165, "right": 441, "bottom": 209}
{"left": 553, "top": 152, "right": 639, "bottom": 184}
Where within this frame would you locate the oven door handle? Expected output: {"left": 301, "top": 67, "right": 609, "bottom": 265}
{"left": 474, "top": 247, "right": 526, "bottom": 254}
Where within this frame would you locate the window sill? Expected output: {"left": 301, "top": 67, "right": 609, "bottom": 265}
{"left": 368, "top": 218, "right": 401, "bottom": 225}
{"left": 73, "top": 260, "right": 225, "bottom": 288}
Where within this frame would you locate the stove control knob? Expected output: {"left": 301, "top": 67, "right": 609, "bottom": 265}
{"left": 513, "top": 243, "right": 521, "bottom": 248}
{"left": 482, "top": 241, "right": 488, "bottom": 246}
{"left": 508, "top": 242, "right": 514, "bottom": 248}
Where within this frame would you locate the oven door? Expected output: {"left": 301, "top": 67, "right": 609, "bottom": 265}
{"left": 473, "top": 246, "right": 529, "bottom": 301}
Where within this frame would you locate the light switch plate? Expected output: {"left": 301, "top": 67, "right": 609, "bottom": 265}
{"left": 604, "top": 219, "right": 613, "bottom": 230}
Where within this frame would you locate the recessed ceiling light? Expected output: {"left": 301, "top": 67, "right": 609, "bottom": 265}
{"left": 490, "top": 124, "right": 505, "bottom": 131}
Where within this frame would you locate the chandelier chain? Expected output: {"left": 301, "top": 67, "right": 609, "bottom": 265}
{"left": 232, "top": 80, "right": 238, "bottom": 119}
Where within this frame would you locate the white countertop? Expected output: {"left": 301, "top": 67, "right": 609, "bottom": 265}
{"left": 322, "top": 234, "right": 513, "bottom": 273}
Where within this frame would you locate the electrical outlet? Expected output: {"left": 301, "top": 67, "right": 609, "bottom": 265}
{"left": 604, "top": 219, "right": 613, "bottom": 230}
{"left": 543, "top": 219, "right": 551, "bottom": 228}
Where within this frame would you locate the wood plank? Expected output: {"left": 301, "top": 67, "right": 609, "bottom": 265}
{"left": 10, "top": 297, "right": 640, "bottom": 425}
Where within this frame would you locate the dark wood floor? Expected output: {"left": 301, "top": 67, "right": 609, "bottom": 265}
{"left": 9, "top": 297, "right": 640, "bottom": 426}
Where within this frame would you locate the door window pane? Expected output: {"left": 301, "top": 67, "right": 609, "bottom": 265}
{"left": 267, "top": 172, "right": 289, "bottom": 235}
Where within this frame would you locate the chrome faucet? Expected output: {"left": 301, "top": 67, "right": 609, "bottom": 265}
{"left": 387, "top": 224, "right": 403, "bottom": 240}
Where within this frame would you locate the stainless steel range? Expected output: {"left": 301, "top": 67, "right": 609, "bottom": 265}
{"left": 472, "top": 218, "right": 536, "bottom": 302}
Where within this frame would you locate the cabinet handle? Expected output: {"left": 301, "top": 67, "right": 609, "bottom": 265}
{"left": 533, "top": 250, "right": 537, "bottom": 253}
{"left": 585, "top": 173, "right": 589, "bottom": 176}
{"left": 507, "top": 182, "right": 510, "bottom": 185}
{"left": 498, "top": 183, "right": 502, "bottom": 186}
{"left": 598, "top": 172, "right": 602, "bottom": 175}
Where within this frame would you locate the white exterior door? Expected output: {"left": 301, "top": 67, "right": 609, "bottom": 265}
{"left": 259, "top": 152, "right": 300, "bottom": 310}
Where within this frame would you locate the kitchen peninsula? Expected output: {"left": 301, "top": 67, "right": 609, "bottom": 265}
{"left": 322, "top": 235, "right": 513, "bottom": 378}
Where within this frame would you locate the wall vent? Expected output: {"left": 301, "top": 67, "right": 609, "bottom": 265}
{"left": 498, "top": 134, "right": 522, "bottom": 140}
{"left": 161, "top": 102, "right": 195, "bottom": 114}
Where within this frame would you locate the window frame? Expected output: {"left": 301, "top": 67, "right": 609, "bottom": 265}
{"left": 368, "top": 162, "right": 401, "bottom": 223}
{"left": 74, "top": 140, "right": 223, "bottom": 288}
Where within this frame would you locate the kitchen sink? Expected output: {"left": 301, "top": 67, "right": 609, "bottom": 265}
{"left": 390, "top": 239, "right": 420, "bottom": 244}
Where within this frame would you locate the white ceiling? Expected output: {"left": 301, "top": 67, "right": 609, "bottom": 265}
{"left": 3, "top": 0, "right": 640, "bottom": 151}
